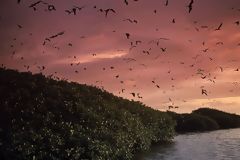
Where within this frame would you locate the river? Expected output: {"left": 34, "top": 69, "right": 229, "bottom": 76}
{"left": 138, "top": 128, "right": 240, "bottom": 160}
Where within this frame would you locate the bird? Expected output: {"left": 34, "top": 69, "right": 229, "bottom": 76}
{"left": 187, "top": 0, "right": 194, "bottom": 13}
{"left": 130, "top": 92, "right": 135, "bottom": 97}
{"left": 65, "top": 10, "right": 72, "bottom": 14}
{"left": 219, "top": 66, "right": 223, "bottom": 72}
{"left": 47, "top": 5, "right": 56, "bottom": 11}
{"left": 201, "top": 89, "right": 208, "bottom": 96}
{"left": 66, "top": 6, "right": 84, "bottom": 15}
{"left": 29, "top": 1, "right": 42, "bottom": 11}
{"left": 17, "top": 24, "right": 22, "bottom": 29}
{"left": 124, "top": 0, "right": 128, "bottom": 5}
{"left": 165, "top": 0, "right": 169, "bottom": 6}
{"left": 123, "top": 58, "right": 136, "bottom": 63}
{"left": 168, "top": 105, "right": 174, "bottom": 110}
{"left": 201, "top": 75, "right": 207, "bottom": 79}
{"left": 104, "top": 9, "right": 116, "bottom": 17}
{"left": 123, "top": 18, "right": 138, "bottom": 24}
{"left": 135, "top": 40, "right": 141, "bottom": 45}
{"left": 49, "top": 31, "right": 65, "bottom": 39}
{"left": 143, "top": 50, "right": 150, "bottom": 55}
{"left": 137, "top": 93, "right": 142, "bottom": 99}
{"left": 125, "top": 33, "right": 130, "bottom": 39}
{"left": 172, "top": 18, "right": 175, "bottom": 23}
{"left": 215, "top": 23, "right": 223, "bottom": 31}
{"left": 160, "top": 47, "right": 166, "bottom": 52}
{"left": 17, "top": 0, "right": 21, "bottom": 4}
{"left": 216, "top": 42, "right": 224, "bottom": 45}
{"left": 235, "top": 21, "right": 239, "bottom": 26}
{"left": 202, "top": 48, "right": 209, "bottom": 52}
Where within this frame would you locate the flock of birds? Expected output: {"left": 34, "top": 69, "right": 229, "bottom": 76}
{"left": 2, "top": 0, "right": 240, "bottom": 111}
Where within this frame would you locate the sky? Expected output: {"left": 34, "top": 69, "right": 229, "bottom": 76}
{"left": 1, "top": 0, "right": 240, "bottom": 114}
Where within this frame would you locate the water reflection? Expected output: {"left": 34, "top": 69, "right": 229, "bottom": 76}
{"left": 138, "top": 128, "right": 240, "bottom": 160}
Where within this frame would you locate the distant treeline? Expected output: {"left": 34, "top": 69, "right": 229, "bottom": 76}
{"left": 168, "top": 108, "right": 240, "bottom": 133}
{"left": 0, "top": 68, "right": 175, "bottom": 160}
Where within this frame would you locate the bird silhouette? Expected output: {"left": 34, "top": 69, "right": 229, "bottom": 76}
{"left": 47, "top": 5, "right": 56, "bottom": 11}
{"left": 123, "top": 58, "right": 136, "bottom": 63}
{"left": 201, "top": 89, "right": 208, "bottom": 96}
{"left": 105, "top": 9, "right": 116, "bottom": 17}
{"left": 29, "top": 1, "right": 42, "bottom": 11}
{"left": 165, "top": 0, "right": 169, "bottom": 6}
{"left": 17, "top": 24, "right": 22, "bottom": 29}
{"left": 66, "top": 6, "right": 84, "bottom": 15}
{"left": 216, "top": 42, "right": 224, "bottom": 45}
{"left": 235, "top": 21, "right": 239, "bottom": 26}
{"left": 130, "top": 92, "right": 135, "bottom": 97}
{"left": 125, "top": 33, "right": 130, "bottom": 39}
{"left": 187, "top": 0, "right": 194, "bottom": 13}
{"left": 123, "top": 18, "right": 138, "bottom": 24}
{"left": 202, "top": 48, "right": 209, "bottom": 52}
{"left": 49, "top": 31, "right": 65, "bottom": 39}
{"left": 160, "top": 47, "right": 166, "bottom": 52}
{"left": 215, "top": 23, "right": 223, "bottom": 31}
{"left": 168, "top": 105, "right": 174, "bottom": 110}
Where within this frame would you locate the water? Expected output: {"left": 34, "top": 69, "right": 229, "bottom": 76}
{"left": 139, "top": 128, "right": 240, "bottom": 160}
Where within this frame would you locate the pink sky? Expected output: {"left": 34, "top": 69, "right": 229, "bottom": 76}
{"left": 1, "top": 0, "right": 240, "bottom": 114}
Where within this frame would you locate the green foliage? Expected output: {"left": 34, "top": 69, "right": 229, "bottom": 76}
{"left": 193, "top": 108, "right": 240, "bottom": 129}
{"left": 168, "top": 108, "right": 240, "bottom": 133}
{"left": 0, "top": 68, "right": 175, "bottom": 160}
{"left": 168, "top": 112, "right": 219, "bottom": 133}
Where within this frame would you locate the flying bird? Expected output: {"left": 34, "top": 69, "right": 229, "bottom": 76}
{"left": 123, "top": 18, "right": 138, "bottom": 24}
{"left": 165, "top": 0, "right": 169, "bottom": 6}
{"left": 125, "top": 33, "right": 130, "bottom": 39}
{"left": 201, "top": 89, "right": 208, "bottom": 96}
{"left": 66, "top": 6, "right": 84, "bottom": 15}
{"left": 29, "top": 1, "right": 43, "bottom": 11}
{"left": 47, "top": 5, "right": 56, "bottom": 11}
{"left": 216, "top": 42, "right": 224, "bottom": 45}
{"left": 202, "top": 48, "right": 209, "bottom": 52}
{"left": 187, "top": 0, "right": 194, "bottom": 13}
{"left": 105, "top": 9, "right": 116, "bottom": 17}
{"left": 160, "top": 47, "right": 166, "bottom": 52}
{"left": 130, "top": 92, "right": 135, "bottom": 97}
{"left": 235, "top": 21, "right": 239, "bottom": 26}
{"left": 17, "top": 24, "right": 22, "bottom": 29}
{"left": 215, "top": 23, "right": 223, "bottom": 31}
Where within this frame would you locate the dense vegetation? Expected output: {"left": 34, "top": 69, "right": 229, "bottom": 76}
{"left": 193, "top": 108, "right": 240, "bottom": 129}
{"left": 0, "top": 68, "right": 175, "bottom": 160}
{"left": 168, "top": 108, "right": 240, "bottom": 133}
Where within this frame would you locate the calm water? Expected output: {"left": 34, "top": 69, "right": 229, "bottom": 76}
{"left": 139, "top": 128, "right": 240, "bottom": 160}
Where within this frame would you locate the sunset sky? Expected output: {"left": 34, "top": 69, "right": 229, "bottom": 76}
{"left": 1, "top": 0, "right": 240, "bottom": 114}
